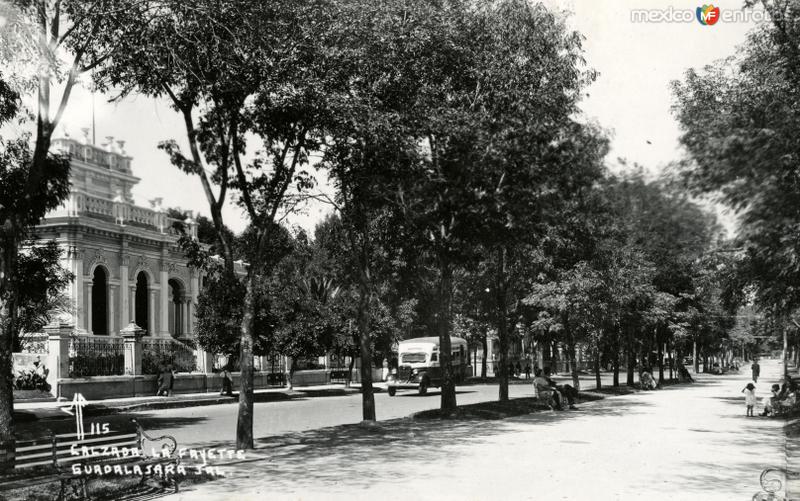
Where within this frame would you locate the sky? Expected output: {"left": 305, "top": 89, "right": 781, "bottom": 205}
{"left": 51, "top": 0, "right": 760, "bottom": 236}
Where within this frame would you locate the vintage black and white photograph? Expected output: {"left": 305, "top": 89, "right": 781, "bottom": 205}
{"left": 0, "top": 0, "right": 798, "bottom": 499}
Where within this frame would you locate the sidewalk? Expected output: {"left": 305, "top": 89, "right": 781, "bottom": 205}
{"left": 14, "top": 383, "right": 381, "bottom": 421}
{"left": 158, "top": 359, "right": 788, "bottom": 501}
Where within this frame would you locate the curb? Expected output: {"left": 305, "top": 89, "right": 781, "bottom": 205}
{"left": 19, "top": 386, "right": 375, "bottom": 421}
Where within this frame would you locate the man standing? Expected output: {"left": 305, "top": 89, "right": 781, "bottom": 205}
{"left": 752, "top": 359, "right": 761, "bottom": 383}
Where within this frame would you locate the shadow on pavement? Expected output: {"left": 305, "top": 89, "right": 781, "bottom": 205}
{"left": 391, "top": 389, "right": 477, "bottom": 398}
{"left": 169, "top": 393, "right": 653, "bottom": 495}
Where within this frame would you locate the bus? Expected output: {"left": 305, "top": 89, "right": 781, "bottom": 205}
{"left": 387, "top": 336, "right": 469, "bottom": 396}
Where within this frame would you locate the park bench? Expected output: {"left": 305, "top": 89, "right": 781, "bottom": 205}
{"left": 532, "top": 382, "right": 557, "bottom": 410}
{"left": 772, "top": 395, "right": 799, "bottom": 418}
{"left": 266, "top": 372, "right": 286, "bottom": 386}
{"left": 329, "top": 369, "right": 350, "bottom": 384}
{"left": 0, "top": 418, "right": 180, "bottom": 500}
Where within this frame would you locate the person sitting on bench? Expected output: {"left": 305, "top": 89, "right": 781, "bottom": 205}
{"left": 544, "top": 367, "right": 578, "bottom": 410}
{"left": 533, "top": 368, "right": 558, "bottom": 410}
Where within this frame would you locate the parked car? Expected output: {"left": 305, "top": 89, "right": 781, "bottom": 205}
{"left": 387, "top": 336, "right": 468, "bottom": 396}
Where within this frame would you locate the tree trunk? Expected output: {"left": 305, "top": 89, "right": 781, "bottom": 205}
{"left": 626, "top": 331, "right": 635, "bottom": 387}
{"left": 356, "top": 268, "right": 375, "bottom": 421}
{"left": 784, "top": 327, "right": 789, "bottom": 377}
{"left": 612, "top": 340, "right": 620, "bottom": 387}
{"left": 0, "top": 235, "right": 19, "bottom": 469}
{"left": 438, "top": 259, "right": 457, "bottom": 412}
{"left": 657, "top": 337, "right": 665, "bottom": 385}
{"left": 0, "top": 320, "right": 15, "bottom": 471}
{"left": 693, "top": 340, "right": 699, "bottom": 374}
{"left": 495, "top": 248, "right": 510, "bottom": 402}
{"left": 480, "top": 331, "right": 488, "bottom": 379}
{"left": 668, "top": 342, "right": 674, "bottom": 381}
{"left": 568, "top": 341, "right": 580, "bottom": 391}
{"left": 346, "top": 353, "right": 355, "bottom": 388}
{"left": 594, "top": 347, "right": 602, "bottom": 390}
{"left": 236, "top": 273, "right": 257, "bottom": 450}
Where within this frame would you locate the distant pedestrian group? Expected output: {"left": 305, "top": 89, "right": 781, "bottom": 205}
{"left": 741, "top": 358, "right": 797, "bottom": 418}
{"left": 508, "top": 361, "right": 532, "bottom": 379}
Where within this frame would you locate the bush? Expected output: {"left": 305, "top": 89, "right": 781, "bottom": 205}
{"left": 14, "top": 359, "right": 51, "bottom": 392}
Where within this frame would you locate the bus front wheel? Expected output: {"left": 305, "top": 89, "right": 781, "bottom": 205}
{"left": 418, "top": 379, "right": 428, "bottom": 396}
{"left": 388, "top": 387, "right": 396, "bottom": 396}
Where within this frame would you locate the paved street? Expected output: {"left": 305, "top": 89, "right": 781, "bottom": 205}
{"left": 131, "top": 382, "right": 540, "bottom": 448}
{"left": 120, "top": 371, "right": 639, "bottom": 448}
{"left": 149, "top": 360, "right": 788, "bottom": 501}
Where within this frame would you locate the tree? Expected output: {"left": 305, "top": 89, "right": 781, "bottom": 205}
{"left": 672, "top": 20, "right": 800, "bottom": 333}
{"left": 317, "top": 0, "right": 457, "bottom": 419}
{"left": 13, "top": 241, "right": 74, "bottom": 352}
{"left": 93, "top": 0, "right": 326, "bottom": 448}
{"left": 0, "top": 0, "right": 135, "bottom": 460}
{"left": 526, "top": 262, "right": 609, "bottom": 390}
{"left": 0, "top": 75, "right": 70, "bottom": 461}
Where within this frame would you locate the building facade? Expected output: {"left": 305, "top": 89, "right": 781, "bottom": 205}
{"left": 39, "top": 133, "right": 200, "bottom": 340}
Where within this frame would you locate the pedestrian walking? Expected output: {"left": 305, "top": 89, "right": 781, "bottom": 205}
{"left": 508, "top": 362, "right": 516, "bottom": 378}
{"left": 742, "top": 382, "right": 757, "bottom": 417}
{"left": 168, "top": 364, "right": 176, "bottom": 396}
{"left": 156, "top": 366, "right": 173, "bottom": 397}
{"left": 382, "top": 358, "right": 389, "bottom": 382}
{"left": 524, "top": 362, "right": 532, "bottom": 380}
{"left": 752, "top": 360, "right": 761, "bottom": 383}
{"left": 220, "top": 366, "right": 233, "bottom": 396}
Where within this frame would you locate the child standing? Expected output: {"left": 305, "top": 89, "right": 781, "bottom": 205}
{"left": 742, "top": 382, "right": 757, "bottom": 417}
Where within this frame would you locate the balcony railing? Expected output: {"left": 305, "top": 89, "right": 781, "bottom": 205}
{"left": 61, "top": 192, "right": 194, "bottom": 237}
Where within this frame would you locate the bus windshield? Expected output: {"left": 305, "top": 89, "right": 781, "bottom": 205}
{"left": 401, "top": 352, "right": 427, "bottom": 364}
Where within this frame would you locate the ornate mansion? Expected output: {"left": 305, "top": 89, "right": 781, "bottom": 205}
{"left": 40, "top": 132, "right": 200, "bottom": 340}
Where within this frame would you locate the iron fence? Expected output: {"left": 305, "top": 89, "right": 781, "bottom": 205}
{"left": 213, "top": 354, "right": 288, "bottom": 374}
{"left": 19, "top": 333, "right": 48, "bottom": 354}
{"left": 68, "top": 336, "right": 124, "bottom": 377}
{"left": 142, "top": 337, "right": 197, "bottom": 374}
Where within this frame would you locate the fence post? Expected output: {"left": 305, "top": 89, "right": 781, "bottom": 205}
{"left": 196, "top": 350, "right": 214, "bottom": 374}
{"left": 120, "top": 322, "right": 144, "bottom": 376}
{"left": 44, "top": 322, "right": 73, "bottom": 396}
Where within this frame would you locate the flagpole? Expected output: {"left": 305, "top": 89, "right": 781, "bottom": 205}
{"left": 91, "top": 90, "right": 96, "bottom": 145}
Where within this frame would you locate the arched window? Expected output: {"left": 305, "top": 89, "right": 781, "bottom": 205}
{"left": 168, "top": 279, "right": 184, "bottom": 337}
{"left": 135, "top": 272, "right": 149, "bottom": 333}
{"left": 91, "top": 267, "right": 108, "bottom": 335}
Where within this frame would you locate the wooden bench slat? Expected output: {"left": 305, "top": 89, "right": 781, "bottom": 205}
{"left": 15, "top": 458, "right": 57, "bottom": 469}
{"left": 54, "top": 433, "right": 139, "bottom": 447}
{"left": 19, "top": 440, "right": 138, "bottom": 462}
{"left": 14, "top": 442, "right": 56, "bottom": 453}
